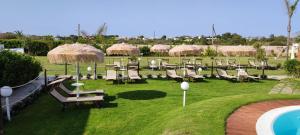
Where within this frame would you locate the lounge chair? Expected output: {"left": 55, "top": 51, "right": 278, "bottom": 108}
{"left": 195, "top": 58, "right": 207, "bottom": 70}
{"left": 47, "top": 78, "right": 67, "bottom": 87}
{"left": 106, "top": 69, "right": 117, "bottom": 81}
{"left": 166, "top": 69, "right": 183, "bottom": 82}
{"left": 215, "top": 59, "right": 227, "bottom": 69}
{"left": 58, "top": 83, "right": 104, "bottom": 96}
{"left": 127, "top": 68, "right": 142, "bottom": 82}
{"left": 248, "top": 59, "right": 260, "bottom": 69}
{"left": 56, "top": 75, "right": 73, "bottom": 80}
{"left": 216, "top": 68, "right": 238, "bottom": 81}
{"left": 181, "top": 58, "right": 190, "bottom": 65}
{"left": 265, "top": 61, "right": 277, "bottom": 70}
{"left": 50, "top": 88, "right": 104, "bottom": 111}
{"left": 228, "top": 59, "right": 238, "bottom": 69}
{"left": 113, "top": 61, "right": 121, "bottom": 68}
{"left": 237, "top": 69, "right": 260, "bottom": 81}
{"left": 186, "top": 68, "right": 204, "bottom": 81}
{"left": 161, "top": 59, "right": 177, "bottom": 69}
{"left": 215, "top": 59, "right": 223, "bottom": 66}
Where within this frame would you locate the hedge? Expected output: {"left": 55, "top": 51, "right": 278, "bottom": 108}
{"left": 0, "top": 39, "right": 24, "bottom": 48}
{"left": 24, "top": 40, "right": 50, "bottom": 56}
{"left": 284, "top": 59, "right": 300, "bottom": 78}
{"left": 0, "top": 39, "right": 65, "bottom": 56}
{"left": 0, "top": 50, "right": 42, "bottom": 87}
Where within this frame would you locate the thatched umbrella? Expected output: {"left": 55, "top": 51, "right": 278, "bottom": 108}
{"left": 47, "top": 43, "right": 104, "bottom": 82}
{"left": 169, "top": 45, "right": 201, "bottom": 56}
{"left": 218, "top": 46, "right": 256, "bottom": 57}
{"left": 298, "top": 49, "right": 300, "bottom": 60}
{"left": 150, "top": 44, "right": 171, "bottom": 54}
{"left": 106, "top": 43, "right": 140, "bottom": 56}
{"left": 169, "top": 45, "right": 202, "bottom": 70}
{"left": 150, "top": 44, "right": 171, "bottom": 69}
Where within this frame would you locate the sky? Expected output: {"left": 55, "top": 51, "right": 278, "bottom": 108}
{"left": 1, "top": 0, "right": 300, "bottom": 38}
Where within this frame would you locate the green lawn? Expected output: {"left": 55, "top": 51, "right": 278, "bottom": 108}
{"left": 36, "top": 56, "right": 286, "bottom": 76}
{"left": 5, "top": 79, "right": 300, "bottom": 135}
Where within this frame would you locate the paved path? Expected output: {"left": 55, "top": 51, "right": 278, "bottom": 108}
{"left": 1, "top": 76, "right": 55, "bottom": 109}
{"left": 269, "top": 79, "right": 300, "bottom": 94}
{"left": 267, "top": 75, "right": 290, "bottom": 80}
{"left": 226, "top": 100, "right": 300, "bottom": 135}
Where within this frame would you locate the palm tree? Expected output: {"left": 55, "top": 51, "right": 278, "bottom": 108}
{"left": 14, "top": 30, "right": 24, "bottom": 39}
{"left": 284, "top": 0, "right": 299, "bottom": 60}
{"left": 96, "top": 23, "right": 107, "bottom": 44}
{"left": 80, "top": 23, "right": 107, "bottom": 41}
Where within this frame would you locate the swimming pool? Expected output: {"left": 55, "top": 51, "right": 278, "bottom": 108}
{"left": 273, "top": 109, "right": 300, "bottom": 135}
{"left": 256, "top": 106, "right": 300, "bottom": 135}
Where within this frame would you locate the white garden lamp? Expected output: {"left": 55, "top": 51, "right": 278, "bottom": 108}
{"left": 87, "top": 66, "right": 92, "bottom": 72}
{"left": 198, "top": 68, "right": 202, "bottom": 74}
{"left": 151, "top": 60, "right": 156, "bottom": 70}
{"left": 180, "top": 82, "right": 189, "bottom": 107}
{"left": 87, "top": 66, "right": 92, "bottom": 79}
{"left": 0, "top": 86, "right": 13, "bottom": 121}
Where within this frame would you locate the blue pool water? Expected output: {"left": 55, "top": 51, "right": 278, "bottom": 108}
{"left": 273, "top": 110, "right": 300, "bottom": 135}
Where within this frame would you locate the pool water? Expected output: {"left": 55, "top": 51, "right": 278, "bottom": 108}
{"left": 273, "top": 110, "right": 300, "bottom": 135}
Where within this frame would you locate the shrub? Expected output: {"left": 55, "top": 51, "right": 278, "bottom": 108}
{"left": 0, "top": 39, "right": 24, "bottom": 48}
{"left": 204, "top": 47, "right": 217, "bottom": 57}
{"left": 140, "top": 46, "right": 151, "bottom": 56}
{"left": 284, "top": 59, "right": 300, "bottom": 78}
{"left": 0, "top": 50, "right": 42, "bottom": 87}
{"left": 24, "top": 40, "right": 49, "bottom": 56}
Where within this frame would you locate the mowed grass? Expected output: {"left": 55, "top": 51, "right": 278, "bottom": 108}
{"left": 35, "top": 56, "right": 286, "bottom": 76}
{"left": 5, "top": 79, "right": 300, "bottom": 135}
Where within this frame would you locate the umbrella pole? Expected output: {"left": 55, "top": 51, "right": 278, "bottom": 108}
{"left": 76, "top": 61, "right": 80, "bottom": 98}
{"left": 76, "top": 62, "right": 79, "bottom": 83}
{"left": 94, "top": 62, "right": 97, "bottom": 80}
{"left": 64, "top": 62, "right": 68, "bottom": 75}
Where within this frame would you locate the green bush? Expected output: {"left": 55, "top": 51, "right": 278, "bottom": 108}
{"left": 0, "top": 39, "right": 24, "bottom": 48}
{"left": 0, "top": 39, "right": 64, "bottom": 56}
{"left": 140, "top": 46, "right": 151, "bottom": 56}
{"left": 24, "top": 40, "right": 49, "bottom": 56}
{"left": 284, "top": 59, "right": 300, "bottom": 78}
{"left": 204, "top": 47, "right": 217, "bottom": 57}
{"left": 0, "top": 51, "right": 42, "bottom": 87}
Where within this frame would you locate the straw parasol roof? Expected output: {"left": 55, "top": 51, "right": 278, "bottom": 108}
{"left": 106, "top": 43, "right": 140, "bottom": 56}
{"left": 298, "top": 49, "right": 300, "bottom": 60}
{"left": 150, "top": 44, "right": 171, "bottom": 53}
{"left": 47, "top": 43, "right": 104, "bottom": 64}
{"left": 169, "top": 45, "right": 201, "bottom": 56}
{"left": 218, "top": 46, "right": 256, "bottom": 56}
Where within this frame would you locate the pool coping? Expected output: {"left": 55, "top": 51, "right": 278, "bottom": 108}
{"left": 226, "top": 100, "right": 300, "bottom": 135}
{"left": 256, "top": 105, "right": 300, "bottom": 135}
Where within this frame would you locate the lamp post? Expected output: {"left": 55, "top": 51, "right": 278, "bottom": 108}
{"left": 261, "top": 59, "right": 267, "bottom": 79}
{"left": 0, "top": 86, "right": 13, "bottom": 121}
{"left": 180, "top": 82, "right": 189, "bottom": 107}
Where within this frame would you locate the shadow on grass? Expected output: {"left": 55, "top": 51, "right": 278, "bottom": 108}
{"left": 117, "top": 90, "right": 167, "bottom": 100}
{"left": 126, "top": 78, "right": 148, "bottom": 84}
{"left": 102, "top": 95, "right": 118, "bottom": 108}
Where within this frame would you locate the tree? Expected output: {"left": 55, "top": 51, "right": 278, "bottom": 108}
{"left": 253, "top": 42, "right": 266, "bottom": 61}
{"left": 161, "top": 35, "right": 167, "bottom": 40}
{"left": 14, "top": 30, "right": 24, "bottom": 39}
{"left": 284, "top": 0, "right": 299, "bottom": 60}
